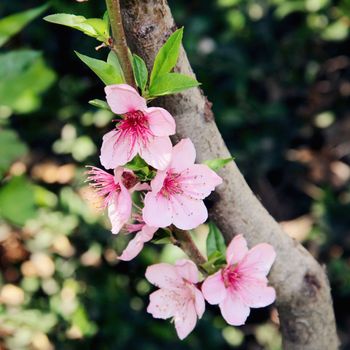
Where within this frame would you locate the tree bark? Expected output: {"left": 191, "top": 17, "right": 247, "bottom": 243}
{"left": 119, "top": 1, "right": 339, "bottom": 348}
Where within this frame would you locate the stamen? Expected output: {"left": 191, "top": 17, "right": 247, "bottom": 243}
{"left": 85, "top": 166, "right": 120, "bottom": 208}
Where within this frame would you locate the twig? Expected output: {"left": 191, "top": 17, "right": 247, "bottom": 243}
{"left": 105, "top": 0, "right": 135, "bottom": 87}
{"left": 171, "top": 226, "right": 207, "bottom": 276}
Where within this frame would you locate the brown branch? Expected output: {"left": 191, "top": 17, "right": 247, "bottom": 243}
{"left": 171, "top": 227, "right": 207, "bottom": 275}
{"left": 120, "top": 1, "right": 338, "bottom": 349}
{"left": 105, "top": 0, "right": 135, "bottom": 87}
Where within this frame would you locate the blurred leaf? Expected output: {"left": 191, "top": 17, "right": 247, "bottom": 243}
{"left": 203, "top": 157, "right": 233, "bottom": 171}
{"left": 44, "top": 13, "right": 108, "bottom": 42}
{"left": 72, "top": 306, "right": 97, "bottom": 336}
{"left": 206, "top": 222, "right": 226, "bottom": 257}
{"left": 0, "top": 176, "right": 36, "bottom": 225}
{"left": 34, "top": 185, "right": 58, "bottom": 208}
{"left": 149, "top": 73, "right": 199, "bottom": 97}
{"left": 75, "top": 51, "right": 125, "bottom": 85}
{"left": 0, "top": 309, "right": 57, "bottom": 333}
{"left": 150, "top": 27, "right": 183, "bottom": 84}
{"left": 0, "top": 129, "right": 27, "bottom": 178}
{"left": 88, "top": 99, "right": 110, "bottom": 110}
{"left": 274, "top": 1, "right": 305, "bottom": 19}
{"left": 0, "top": 4, "right": 49, "bottom": 47}
{"left": 321, "top": 20, "right": 349, "bottom": 41}
{"left": 132, "top": 54, "right": 148, "bottom": 92}
{"left": 0, "top": 50, "right": 56, "bottom": 114}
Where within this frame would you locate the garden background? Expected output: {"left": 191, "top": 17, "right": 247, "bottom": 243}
{"left": 0, "top": 0, "right": 350, "bottom": 349}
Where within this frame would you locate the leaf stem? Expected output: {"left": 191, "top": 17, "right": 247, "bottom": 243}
{"left": 171, "top": 226, "right": 208, "bottom": 276}
{"left": 105, "top": 0, "right": 135, "bottom": 87}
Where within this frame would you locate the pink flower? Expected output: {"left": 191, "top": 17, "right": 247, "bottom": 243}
{"left": 86, "top": 166, "right": 147, "bottom": 234}
{"left": 202, "top": 235, "right": 276, "bottom": 326}
{"left": 118, "top": 219, "right": 158, "bottom": 261}
{"left": 100, "top": 84, "right": 176, "bottom": 170}
{"left": 146, "top": 259, "right": 205, "bottom": 340}
{"left": 142, "top": 138, "right": 222, "bottom": 230}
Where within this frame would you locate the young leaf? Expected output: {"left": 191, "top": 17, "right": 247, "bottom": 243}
{"left": 107, "top": 51, "right": 125, "bottom": 83}
{"left": 124, "top": 155, "right": 148, "bottom": 172}
{"left": 149, "top": 72, "right": 199, "bottom": 97}
{"left": 75, "top": 51, "right": 124, "bottom": 85}
{"left": 206, "top": 222, "right": 226, "bottom": 258}
{"left": 132, "top": 54, "right": 148, "bottom": 92}
{"left": 88, "top": 99, "right": 110, "bottom": 110}
{"left": 150, "top": 27, "right": 183, "bottom": 84}
{"left": 44, "top": 14, "right": 108, "bottom": 42}
{"left": 0, "top": 4, "right": 49, "bottom": 48}
{"left": 203, "top": 157, "right": 234, "bottom": 172}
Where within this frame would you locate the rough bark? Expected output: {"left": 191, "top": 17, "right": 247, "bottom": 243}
{"left": 119, "top": 1, "right": 339, "bottom": 349}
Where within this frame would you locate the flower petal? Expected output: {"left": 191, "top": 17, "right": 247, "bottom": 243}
{"left": 226, "top": 234, "right": 248, "bottom": 265}
{"left": 202, "top": 270, "right": 227, "bottom": 305}
{"left": 139, "top": 136, "right": 172, "bottom": 170}
{"left": 219, "top": 293, "right": 250, "bottom": 326}
{"left": 150, "top": 170, "right": 167, "bottom": 193}
{"left": 170, "top": 139, "right": 196, "bottom": 172}
{"left": 143, "top": 192, "right": 173, "bottom": 228}
{"left": 118, "top": 226, "right": 157, "bottom": 261}
{"left": 107, "top": 185, "right": 132, "bottom": 234}
{"left": 105, "top": 84, "right": 146, "bottom": 114}
{"left": 118, "top": 234, "right": 144, "bottom": 261}
{"left": 170, "top": 194, "right": 208, "bottom": 230}
{"left": 174, "top": 302, "right": 197, "bottom": 340}
{"left": 194, "top": 287, "right": 206, "bottom": 318}
{"left": 237, "top": 278, "right": 276, "bottom": 308}
{"left": 100, "top": 130, "right": 138, "bottom": 169}
{"left": 239, "top": 243, "right": 276, "bottom": 277}
{"left": 147, "top": 289, "right": 178, "bottom": 319}
{"left": 175, "top": 259, "right": 199, "bottom": 284}
{"left": 145, "top": 263, "right": 182, "bottom": 289}
{"left": 179, "top": 164, "right": 222, "bottom": 199}
{"left": 146, "top": 107, "right": 176, "bottom": 136}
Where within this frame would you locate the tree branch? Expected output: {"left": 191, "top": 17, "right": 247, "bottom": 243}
{"left": 120, "top": 1, "right": 338, "bottom": 349}
{"left": 171, "top": 227, "right": 207, "bottom": 275}
{"left": 105, "top": 0, "right": 135, "bottom": 87}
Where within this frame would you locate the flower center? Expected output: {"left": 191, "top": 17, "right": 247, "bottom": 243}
{"left": 86, "top": 166, "right": 120, "bottom": 208}
{"left": 222, "top": 265, "right": 241, "bottom": 289}
{"left": 121, "top": 171, "right": 139, "bottom": 189}
{"left": 117, "top": 110, "right": 151, "bottom": 146}
{"left": 160, "top": 170, "right": 183, "bottom": 198}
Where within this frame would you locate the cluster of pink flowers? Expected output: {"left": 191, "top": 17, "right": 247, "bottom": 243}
{"left": 87, "top": 84, "right": 276, "bottom": 339}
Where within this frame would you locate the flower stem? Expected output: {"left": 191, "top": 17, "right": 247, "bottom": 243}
{"left": 171, "top": 227, "right": 208, "bottom": 276}
{"left": 105, "top": 0, "right": 135, "bottom": 87}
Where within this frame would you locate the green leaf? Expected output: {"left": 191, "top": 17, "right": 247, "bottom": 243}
{"left": 124, "top": 155, "right": 149, "bottom": 172}
{"left": 203, "top": 157, "right": 234, "bottom": 171}
{"left": 0, "top": 176, "right": 36, "bottom": 226}
{"left": 206, "top": 222, "right": 226, "bottom": 258}
{"left": 0, "top": 50, "right": 56, "bottom": 114}
{"left": 150, "top": 27, "right": 183, "bottom": 84}
{"left": 88, "top": 99, "right": 110, "bottom": 110}
{"left": 0, "top": 129, "right": 28, "bottom": 178}
{"left": 44, "top": 14, "right": 108, "bottom": 42}
{"left": 132, "top": 54, "right": 148, "bottom": 92}
{"left": 107, "top": 51, "right": 125, "bottom": 82}
{"left": 149, "top": 73, "right": 200, "bottom": 97}
{"left": 75, "top": 51, "right": 124, "bottom": 85}
{"left": 0, "top": 4, "right": 49, "bottom": 48}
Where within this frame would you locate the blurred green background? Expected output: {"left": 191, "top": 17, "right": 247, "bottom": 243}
{"left": 0, "top": 0, "right": 350, "bottom": 349}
